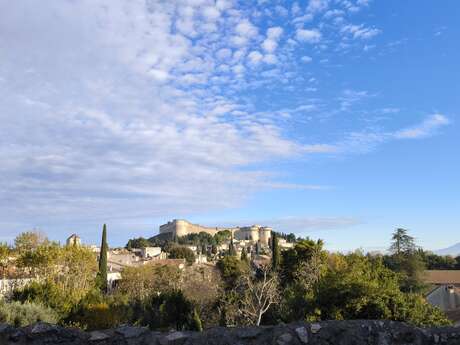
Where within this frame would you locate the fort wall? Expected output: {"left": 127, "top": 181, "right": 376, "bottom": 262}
{"left": 159, "top": 219, "right": 272, "bottom": 245}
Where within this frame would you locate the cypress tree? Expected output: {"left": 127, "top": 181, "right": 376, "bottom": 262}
{"left": 97, "top": 224, "right": 108, "bottom": 293}
{"left": 271, "top": 233, "right": 280, "bottom": 270}
{"left": 241, "top": 246, "right": 249, "bottom": 263}
{"left": 228, "top": 233, "right": 236, "bottom": 256}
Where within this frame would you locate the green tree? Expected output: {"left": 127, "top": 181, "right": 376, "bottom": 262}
{"left": 228, "top": 234, "right": 236, "bottom": 256}
{"left": 0, "top": 243, "right": 11, "bottom": 277}
{"left": 126, "top": 237, "right": 152, "bottom": 249}
{"left": 117, "top": 265, "right": 182, "bottom": 300}
{"left": 240, "top": 247, "right": 249, "bottom": 263}
{"left": 281, "top": 238, "right": 326, "bottom": 285}
{"left": 14, "top": 231, "right": 48, "bottom": 253}
{"left": 390, "top": 228, "right": 416, "bottom": 255}
{"left": 271, "top": 234, "right": 280, "bottom": 270}
{"left": 168, "top": 245, "right": 196, "bottom": 265}
{"left": 217, "top": 256, "right": 249, "bottom": 290}
{"left": 97, "top": 224, "right": 108, "bottom": 293}
{"left": 315, "top": 252, "right": 449, "bottom": 326}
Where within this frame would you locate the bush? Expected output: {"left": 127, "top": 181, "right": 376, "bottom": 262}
{"left": 168, "top": 246, "right": 196, "bottom": 265}
{"left": 12, "top": 280, "right": 72, "bottom": 317}
{"left": 0, "top": 301, "right": 58, "bottom": 327}
{"left": 135, "top": 290, "right": 195, "bottom": 330}
{"left": 64, "top": 289, "right": 130, "bottom": 330}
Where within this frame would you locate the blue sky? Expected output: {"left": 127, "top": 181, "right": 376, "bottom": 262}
{"left": 0, "top": 0, "right": 458, "bottom": 251}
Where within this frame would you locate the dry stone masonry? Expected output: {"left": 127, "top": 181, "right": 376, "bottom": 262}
{"left": 1, "top": 320, "right": 460, "bottom": 345}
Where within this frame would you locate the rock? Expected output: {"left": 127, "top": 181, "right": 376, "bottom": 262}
{"left": 116, "top": 325, "right": 148, "bottom": 338}
{"left": 295, "top": 326, "right": 309, "bottom": 344}
{"left": 31, "top": 322, "right": 57, "bottom": 334}
{"left": 159, "top": 331, "right": 188, "bottom": 345}
{"left": 310, "top": 323, "right": 321, "bottom": 334}
{"left": 237, "top": 327, "right": 262, "bottom": 339}
{"left": 277, "top": 332, "right": 293, "bottom": 345}
{"left": 90, "top": 330, "right": 110, "bottom": 341}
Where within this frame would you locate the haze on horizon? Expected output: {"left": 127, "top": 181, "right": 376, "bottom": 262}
{"left": 0, "top": 0, "right": 458, "bottom": 251}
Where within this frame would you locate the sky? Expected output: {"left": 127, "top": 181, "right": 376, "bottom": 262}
{"left": 0, "top": 0, "right": 458, "bottom": 251}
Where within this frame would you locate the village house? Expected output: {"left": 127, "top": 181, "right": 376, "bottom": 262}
{"left": 424, "top": 270, "right": 460, "bottom": 325}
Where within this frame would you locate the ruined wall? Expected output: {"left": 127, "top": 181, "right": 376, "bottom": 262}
{"left": 1, "top": 320, "right": 460, "bottom": 345}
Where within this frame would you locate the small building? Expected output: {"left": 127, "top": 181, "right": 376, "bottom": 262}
{"left": 141, "top": 247, "right": 162, "bottom": 258}
{"left": 424, "top": 270, "right": 460, "bottom": 325}
{"left": 66, "top": 234, "right": 81, "bottom": 247}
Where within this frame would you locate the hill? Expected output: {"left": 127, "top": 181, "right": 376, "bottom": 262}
{"left": 435, "top": 243, "right": 460, "bottom": 256}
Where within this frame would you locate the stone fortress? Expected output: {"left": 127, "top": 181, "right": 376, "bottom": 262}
{"left": 159, "top": 219, "right": 272, "bottom": 246}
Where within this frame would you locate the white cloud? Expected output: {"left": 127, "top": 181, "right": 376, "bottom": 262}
{"left": 263, "top": 54, "right": 278, "bottom": 64}
{"left": 0, "top": 0, "right": 307, "bottom": 235}
{"left": 394, "top": 114, "right": 450, "bottom": 139}
{"left": 247, "top": 51, "right": 263, "bottom": 64}
{"left": 225, "top": 216, "right": 361, "bottom": 233}
{"left": 202, "top": 6, "right": 221, "bottom": 21}
{"left": 307, "top": 0, "right": 330, "bottom": 14}
{"left": 267, "top": 26, "right": 283, "bottom": 39}
{"left": 296, "top": 28, "right": 322, "bottom": 43}
{"left": 262, "top": 39, "right": 278, "bottom": 53}
{"left": 235, "top": 19, "right": 258, "bottom": 37}
{"left": 341, "top": 24, "right": 381, "bottom": 40}
{"left": 301, "top": 55, "right": 313, "bottom": 63}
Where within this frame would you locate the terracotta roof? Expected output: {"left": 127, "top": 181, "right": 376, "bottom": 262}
{"left": 423, "top": 270, "right": 460, "bottom": 284}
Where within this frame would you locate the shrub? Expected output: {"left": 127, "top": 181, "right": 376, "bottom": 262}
{"left": 12, "top": 280, "right": 71, "bottom": 316}
{"left": 168, "top": 246, "right": 196, "bottom": 265}
{"left": 136, "top": 290, "right": 195, "bottom": 330}
{"left": 0, "top": 301, "right": 58, "bottom": 327}
{"left": 64, "top": 289, "right": 130, "bottom": 330}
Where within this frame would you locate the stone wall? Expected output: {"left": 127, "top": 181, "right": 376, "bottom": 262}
{"left": 2, "top": 320, "right": 460, "bottom": 345}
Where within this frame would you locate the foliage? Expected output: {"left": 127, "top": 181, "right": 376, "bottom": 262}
{"left": 190, "top": 308, "right": 203, "bottom": 332}
{"left": 217, "top": 256, "right": 249, "bottom": 290}
{"left": 272, "top": 231, "right": 297, "bottom": 243}
{"left": 271, "top": 233, "right": 280, "bottom": 270}
{"left": 0, "top": 301, "right": 58, "bottom": 327}
{"left": 280, "top": 238, "right": 327, "bottom": 285}
{"left": 168, "top": 245, "right": 196, "bottom": 265}
{"left": 117, "top": 264, "right": 182, "bottom": 300}
{"left": 237, "top": 264, "right": 280, "bottom": 326}
{"left": 240, "top": 247, "right": 249, "bottom": 263}
{"left": 65, "top": 289, "right": 130, "bottom": 330}
{"left": 181, "top": 265, "right": 222, "bottom": 328}
{"left": 314, "top": 252, "right": 450, "bottom": 326}
{"left": 14, "top": 231, "right": 49, "bottom": 253}
{"left": 0, "top": 242, "right": 11, "bottom": 277}
{"left": 228, "top": 235, "right": 236, "bottom": 256}
{"left": 12, "top": 280, "right": 71, "bottom": 316}
{"left": 390, "top": 228, "right": 416, "bottom": 255}
{"left": 97, "top": 224, "right": 108, "bottom": 293}
{"left": 126, "top": 237, "right": 152, "bottom": 249}
{"left": 418, "top": 250, "right": 460, "bottom": 270}
{"left": 136, "top": 290, "right": 195, "bottom": 330}
{"left": 214, "top": 230, "right": 231, "bottom": 245}
{"left": 178, "top": 232, "right": 215, "bottom": 247}
{"left": 384, "top": 229, "right": 426, "bottom": 293}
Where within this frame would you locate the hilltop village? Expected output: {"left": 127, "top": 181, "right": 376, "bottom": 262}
{"left": 79, "top": 219, "right": 295, "bottom": 289}
{"left": 1, "top": 223, "right": 460, "bottom": 330}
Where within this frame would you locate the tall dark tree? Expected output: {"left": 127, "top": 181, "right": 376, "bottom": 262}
{"left": 271, "top": 233, "right": 280, "bottom": 270}
{"left": 97, "top": 224, "right": 108, "bottom": 293}
{"left": 228, "top": 233, "right": 236, "bottom": 256}
{"left": 241, "top": 246, "right": 249, "bottom": 263}
{"left": 390, "top": 228, "right": 416, "bottom": 255}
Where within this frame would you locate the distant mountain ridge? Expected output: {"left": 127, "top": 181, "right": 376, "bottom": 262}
{"left": 435, "top": 243, "right": 460, "bottom": 256}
